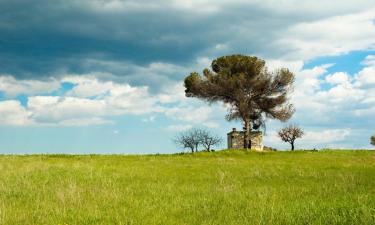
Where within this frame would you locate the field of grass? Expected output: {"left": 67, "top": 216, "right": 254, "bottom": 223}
{"left": 0, "top": 150, "right": 374, "bottom": 225}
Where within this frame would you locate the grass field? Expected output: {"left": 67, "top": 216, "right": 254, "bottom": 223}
{"left": 0, "top": 150, "right": 374, "bottom": 225}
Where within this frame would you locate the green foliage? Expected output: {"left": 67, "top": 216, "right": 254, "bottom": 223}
{"left": 371, "top": 135, "right": 375, "bottom": 146}
{"left": 184, "top": 55, "right": 295, "bottom": 123}
{"left": 0, "top": 151, "right": 374, "bottom": 224}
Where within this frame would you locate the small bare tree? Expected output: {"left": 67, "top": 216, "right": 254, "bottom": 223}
{"left": 173, "top": 128, "right": 202, "bottom": 153}
{"left": 200, "top": 129, "right": 222, "bottom": 151}
{"left": 278, "top": 124, "right": 304, "bottom": 151}
{"left": 173, "top": 128, "right": 222, "bottom": 152}
{"left": 173, "top": 132, "right": 195, "bottom": 152}
{"left": 371, "top": 135, "right": 375, "bottom": 146}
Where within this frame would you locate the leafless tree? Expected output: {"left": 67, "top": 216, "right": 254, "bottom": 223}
{"left": 173, "top": 128, "right": 222, "bottom": 152}
{"left": 173, "top": 128, "right": 202, "bottom": 153}
{"left": 184, "top": 55, "right": 295, "bottom": 149}
{"left": 371, "top": 135, "right": 375, "bottom": 146}
{"left": 200, "top": 129, "right": 222, "bottom": 151}
{"left": 278, "top": 124, "right": 304, "bottom": 151}
{"left": 173, "top": 132, "right": 194, "bottom": 152}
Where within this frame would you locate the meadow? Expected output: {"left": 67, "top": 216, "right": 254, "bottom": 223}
{"left": 0, "top": 150, "right": 374, "bottom": 225}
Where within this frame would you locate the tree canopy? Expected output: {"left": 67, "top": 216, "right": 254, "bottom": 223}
{"left": 184, "top": 55, "right": 295, "bottom": 149}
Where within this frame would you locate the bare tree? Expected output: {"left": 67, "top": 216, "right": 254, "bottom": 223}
{"left": 173, "top": 128, "right": 222, "bottom": 152}
{"left": 190, "top": 128, "right": 203, "bottom": 152}
{"left": 371, "top": 135, "right": 375, "bottom": 146}
{"left": 173, "top": 128, "right": 203, "bottom": 153}
{"left": 278, "top": 124, "right": 304, "bottom": 151}
{"left": 200, "top": 129, "right": 222, "bottom": 151}
{"left": 173, "top": 132, "right": 195, "bottom": 153}
{"left": 184, "top": 55, "right": 295, "bottom": 149}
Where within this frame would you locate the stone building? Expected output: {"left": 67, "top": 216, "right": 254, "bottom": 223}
{"left": 227, "top": 128, "right": 263, "bottom": 151}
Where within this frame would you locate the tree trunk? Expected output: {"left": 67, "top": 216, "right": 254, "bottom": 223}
{"left": 244, "top": 119, "right": 251, "bottom": 150}
{"left": 291, "top": 142, "right": 294, "bottom": 151}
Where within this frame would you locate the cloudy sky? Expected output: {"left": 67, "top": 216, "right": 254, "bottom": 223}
{"left": 0, "top": 0, "right": 375, "bottom": 153}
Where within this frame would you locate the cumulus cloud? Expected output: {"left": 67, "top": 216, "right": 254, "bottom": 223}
{"left": 28, "top": 96, "right": 108, "bottom": 124}
{"left": 325, "top": 72, "right": 351, "bottom": 85}
{"left": 262, "top": 55, "right": 375, "bottom": 149}
{"left": 0, "top": 74, "right": 219, "bottom": 127}
{"left": 0, "top": 76, "right": 60, "bottom": 96}
{"left": 287, "top": 58, "right": 373, "bottom": 125}
{"left": 277, "top": 8, "right": 375, "bottom": 60}
{"left": 354, "top": 56, "right": 375, "bottom": 88}
{"left": 0, "top": 100, "right": 33, "bottom": 125}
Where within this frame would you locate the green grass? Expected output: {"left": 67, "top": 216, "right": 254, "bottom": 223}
{"left": 0, "top": 150, "right": 374, "bottom": 225}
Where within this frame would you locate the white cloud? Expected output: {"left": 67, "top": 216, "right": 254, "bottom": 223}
{"left": 262, "top": 54, "right": 375, "bottom": 149}
{"left": 362, "top": 55, "right": 375, "bottom": 66}
{"left": 165, "top": 106, "right": 212, "bottom": 123}
{"left": 163, "top": 102, "right": 223, "bottom": 128}
{"left": 0, "top": 73, "right": 221, "bottom": 127}
{"left": 277, "top": 8, "right": 375, "bottom": 60}
{"left": 63, "top": 75, "right": 113, "bottom": 98}
{"left": 28, "top": 96, "right": 108, "bottom": 124}
{"left": 303, "top": 129, "right": 352, "bottom": 144}
{"left": 166, "top": 124, "right": 193, "bottom": 132}
{"left": 0, "top": 101, "right": 33, "bottom": 125}
{"left": 59, "top": 117, "right": 112, "bottom": 126}
{"left": 0, "top": 74, "right": 163, "bottom": 126}
{"left": 106, "top": 85, "right": 162, "bottom": 115}
{"left": 325, "top": 72, "right": 350, "bottom": 85}
{"left": 354, "top": 64, "right": 375, "bottom": 87}
{"left": 0, "top": 76, "right": 60, "bottom": 97}
{"left": 266, "top": 60, "right": 303, "bottom": 73}
{"left": 162, "top": 101, "right": 223, "bottom": 131}
{"left": 288, "top": 64, "right": 332, "bottom": 123}
{"left": 318, "top": 84, "right": 364, "bottom": 104}
{"left": 157, "top": 83, "right": 186, "bottom": 103}
{"left": 289, "top": 58, "right": 375, "bottom": 126}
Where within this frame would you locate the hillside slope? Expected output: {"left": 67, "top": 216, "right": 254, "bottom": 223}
{"left": 0, "top": 150, "right": 374, "bottom": 224}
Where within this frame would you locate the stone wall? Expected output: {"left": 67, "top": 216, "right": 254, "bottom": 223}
{"left": 227, "top": 128, "right": 263, "bottom": 151}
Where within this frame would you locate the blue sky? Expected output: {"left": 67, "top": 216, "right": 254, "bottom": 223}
{"left": 0, "top": 0, "right": 375, "bottom": 153}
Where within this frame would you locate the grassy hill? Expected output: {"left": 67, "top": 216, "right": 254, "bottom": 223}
{"left": 0, "top": 150, "right": 374, "bottom": 225}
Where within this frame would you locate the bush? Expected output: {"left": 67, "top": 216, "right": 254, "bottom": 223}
{"left": 263, "top": 146, "right": 277, "bottom": 151}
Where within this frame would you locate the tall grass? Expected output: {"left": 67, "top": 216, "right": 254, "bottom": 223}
{"left": 0, "top": 150, "right": 374, "bottom": 224}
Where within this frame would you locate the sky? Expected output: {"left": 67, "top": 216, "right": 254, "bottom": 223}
{"left": 0, "top": 0, "right": 375, "bottom": 153}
